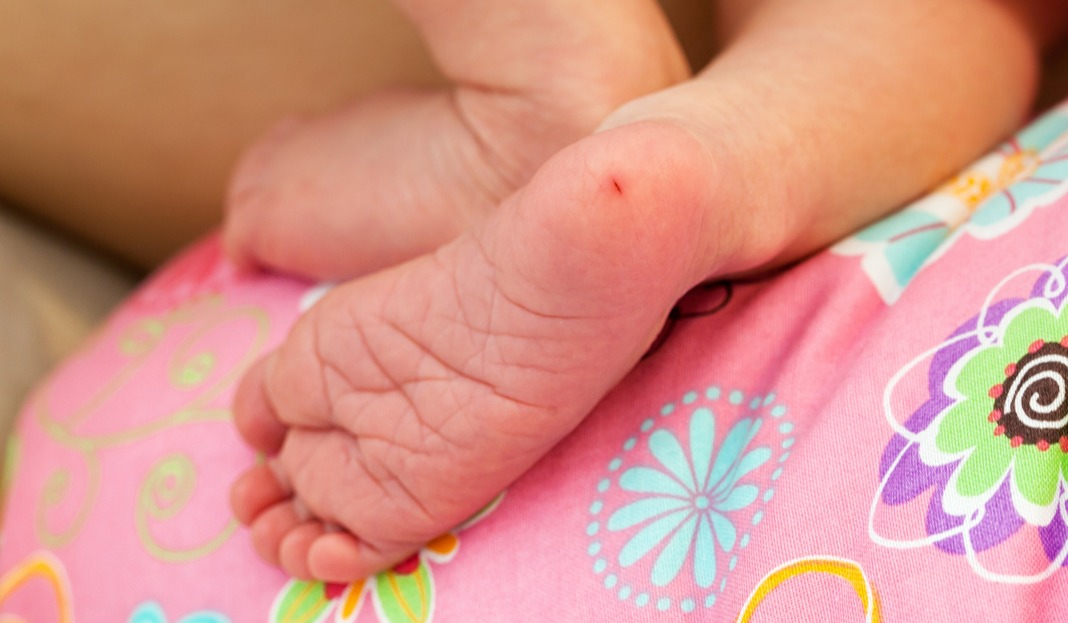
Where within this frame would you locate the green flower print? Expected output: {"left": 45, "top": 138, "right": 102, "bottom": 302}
{"left": 925, "top": 298, "right": 1068, "bottom": 525}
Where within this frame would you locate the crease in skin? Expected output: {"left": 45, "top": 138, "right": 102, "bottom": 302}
{"left": 379, "top": 314, "right": 552, "bottom": 421}
{"left": 346, "top": 322, "right": 416, "bottom": 406}
{"left": 442, "top": 236, "right": 601, "bottom": 377}
{"left": 461, "top": 238, "right": 572, "bottom": 371}
{"left": 337, "top": 426, "right": 439, "bottom": 460}
{"left": 382, "top": 319, "right": 478, "bottom": 387}
{"left": 321, "top": 357, "right": 378, "bottom": 416}
{"left": 310, "top": 309, "right": 353, "bottom": 426}
{"left": 445, "top": 89, "right": 532, "bottom": 203}
{"left": 493, "top": 275, "right": 607, "bottom": 323}
{"left": 467, "top": 224, "right": 609, "bottom": 324}
{"left": 320, "top": 318, "right": 482, "bottom": 453}
{"left": 337, "top": 435, "right": 438, "bottom": 530}
{"left": 284, "top": 431, "right": 411, "bottom": 531}
{"left": 437, "top": 248, "right": 488, "bottom": 349}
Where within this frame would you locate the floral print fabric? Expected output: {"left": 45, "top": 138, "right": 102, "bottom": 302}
{"left": 833, "top": 103, "right": 1068, "bottom": 303}
{"left": 873, "top": 261, "right": 1068, "bottom": 582}
{"left": 587, "top": 388, "right": 794, "bottom": 613}
{"left": 6, "top": 102, "right": 1068, "bottom": 621}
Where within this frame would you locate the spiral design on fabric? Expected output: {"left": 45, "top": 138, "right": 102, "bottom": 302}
{"left": 34, "top": 456, "right": 102, "bottom": 549}
{"left": 135, "top": 454, "right": 237, "bottom": 562}
{"left": 994, "top": 342, "right": 1068, "bottom": 446}
{"left": 139, "top": 454, "right": 197, "bottom": 521}
{"left": 1006, "top": 353, "right": 1068, "bottom": 429}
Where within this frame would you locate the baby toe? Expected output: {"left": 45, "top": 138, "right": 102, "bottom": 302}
{"left": 307, "top": 531, "right": 414, "bottom": 584}
{"left": 249, "top": 498, "right": 310, "bottom": 567}
{"left": 232, "top": 356, "right": 288, "bottom": 454}
{"left": 279, "top": 520, "right": 327, "bottom": 580}
{"left": 230, "top": 460, "right": 291, "bottom": 525}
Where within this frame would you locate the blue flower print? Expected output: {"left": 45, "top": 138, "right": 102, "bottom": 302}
{"left": 845, "top": 207, "right": 952, "bottom": 300}
{"left": 587, "top": 387, "right": 794, "bottom": 613}
{"left": 609, "top": 408, "right": 770, "bottom": 588}
{"left": 969, "top": 112, "right": 1068, "bottom": 231}
{"left": 128, "top": 601, "right": 231, "bottom": 623}
{"left": 833, "top": 106, "right": 1068, "bottom": 304}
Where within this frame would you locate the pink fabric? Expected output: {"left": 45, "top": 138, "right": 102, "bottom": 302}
{"left": 5, "top": 103, "right": 1068, "bottom": 622}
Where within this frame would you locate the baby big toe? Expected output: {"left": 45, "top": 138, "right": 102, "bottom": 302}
{"left": 306, "top": 532, "right": 381, "bottom": 584}
{"left": 231, "top": 356, "right": 288, "bottom": 455}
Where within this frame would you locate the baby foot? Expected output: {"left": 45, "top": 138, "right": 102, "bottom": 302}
{"left": 228, "top": 109, "right": 802, "bottom": 581}
{"left": 223, "top": 0, "right": 688, "bottom": 280}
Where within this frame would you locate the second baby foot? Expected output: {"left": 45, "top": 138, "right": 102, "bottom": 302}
{"left": 223, "top": 0, "right": 688, "bottom": 280}
{"left": 228, "top": 116, "right": 792, "bottom": 582}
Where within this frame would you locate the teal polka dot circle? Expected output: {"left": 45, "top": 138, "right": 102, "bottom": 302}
{"left": 584, "top": 384, "right": 797, "bottom": 613}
